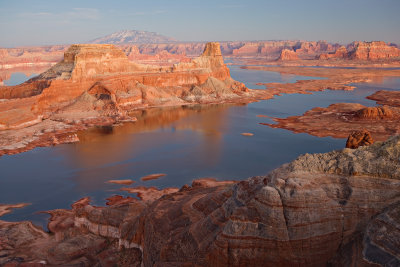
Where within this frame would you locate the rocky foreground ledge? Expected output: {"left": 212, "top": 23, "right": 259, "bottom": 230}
{"left": 1, "top": 136, "right": 400, "bottom": 266}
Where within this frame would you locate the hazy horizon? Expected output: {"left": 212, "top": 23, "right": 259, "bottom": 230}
{"left": 1, "top": 0, "right": 399, "bottom": 48}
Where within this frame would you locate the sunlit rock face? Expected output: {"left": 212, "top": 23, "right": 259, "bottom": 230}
{"left": 1, "top": 42, "right": 274, "bottom": 155}
{"left": 277, "top": 49, "right": 299, "bottom": 61}
{"left": 319, "top": 41, "right": 400, "bottom": 60}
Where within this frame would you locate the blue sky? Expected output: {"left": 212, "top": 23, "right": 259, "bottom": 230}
{"left": 0, "top": 0, "right": 399, "bottom": 47}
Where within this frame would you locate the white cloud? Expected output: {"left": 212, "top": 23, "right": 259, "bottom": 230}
{"left": 18, "top": 8, "right": 100, "bottom": 21}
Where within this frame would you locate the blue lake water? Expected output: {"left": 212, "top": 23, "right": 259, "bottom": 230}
{"left": 1, "top": 65, "right": 399, "bottom": 228}
{"left": 3, "top": 72, "right": 37, "bottom": 86}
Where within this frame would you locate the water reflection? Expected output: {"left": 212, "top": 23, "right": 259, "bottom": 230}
{"left": 0, "top": 65, "right": 49, "bottom": 85}
{"left": 67, "top": 104, "right": 236, "bottom": 191}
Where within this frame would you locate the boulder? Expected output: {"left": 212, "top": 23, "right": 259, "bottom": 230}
{"left": 346, "top": 129, "right": 374, "bottom": 149}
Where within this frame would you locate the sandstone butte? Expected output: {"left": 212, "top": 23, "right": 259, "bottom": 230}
{"left": 0, "top": 42, "right": 272, "bottom": 156}
{"left": 1, "top": 137, "right": 400, "bottom": 266}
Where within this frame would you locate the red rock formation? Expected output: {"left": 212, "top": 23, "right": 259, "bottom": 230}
{"left": 348, "top": 41, "right": 400, "bottom": 60}
{"left": 346, "top": 130, "right": 374, "bottom": 149}
{"left": 261, "top": 103, "right": 400, "bottom": 141}
{"left": 319, "top": 41, "right": 400, "bottom": 61}
{"left": 276, "top": 49, "right": 299, "bottom": 61}
{"left": 0, "top": 45, "right": 67, "bottom": 69}
{"left": 318, "top": 46, "right": 348, "bottom": 59}
{"left": 0, "top": 42, "right": 271, "bottom": 155}
{"left": 367, "top": 90, "right": 400, "bottom": 107}
{"left": 1, "top": 136, "right": 400, "bottom": 265}
{"left": 355, "top": 106, "right": 393, "bottom": 119}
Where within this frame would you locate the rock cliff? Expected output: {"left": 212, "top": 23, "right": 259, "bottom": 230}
{"left": 1, "top": 136, "right": 400, "bottom": 266}
{"left": 319, "top": 41, "right": 400, "bottom": 61}
{"left": 0, "top": 42, "right": 270, "bottom": 155}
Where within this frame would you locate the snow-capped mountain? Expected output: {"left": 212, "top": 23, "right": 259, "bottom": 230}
{"left": 89, "top": 30, "right": 176, "bottom": 44}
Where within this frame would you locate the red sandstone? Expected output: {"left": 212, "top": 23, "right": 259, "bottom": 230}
{"left": 0, "top": 42, "right": 272, "bottom": 156}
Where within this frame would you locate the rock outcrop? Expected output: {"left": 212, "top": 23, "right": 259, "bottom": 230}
{"left": 276, "top": 49, "right": 299, "bottom": 61}
{"left": 2, "top": 137, "right": 400, "bottom": 266}
{"left": 319, "top": 41, "right": 400, "bottom": 61}
{"left": 348, "top": 41, "right": 400, "bottom": 60}
{"left": 0, "top": 42, "right": 271, "bottom": 155}
{"left": 346, "top": 130, "right": 374, "bottom": 149}
{"left": 318, "top": 46, "right": 347, "bottom": 60}
{"left": 261, "top": 102, "right": 400, "bottom": 141}
{"left": 367, "top": 90, "right": 400, "bottom": 107}
{"left": 355, "top": 106, "right": 393, "bottom": 120}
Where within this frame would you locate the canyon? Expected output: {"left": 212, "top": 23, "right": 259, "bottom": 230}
{"left": 2, "top": 40, "right": 399, "bottom": 74}
{"left": 1, "top": 136, "right": 400, "bottom": 266}
{"left": 1, "top": 33, "right": 400, "bottom": 266}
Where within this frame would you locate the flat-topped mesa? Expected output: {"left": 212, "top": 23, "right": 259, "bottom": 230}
{"left": 319, "top": 41, "right": 400, "bottom": 61}
{"left": 64, "top": 44, "right": 135, "bottom": 79}
{"left": 0, "top": 42, "right": 253, "bottom": 135}
{"left": 349, "top": 41, "right": 400, "bottom": 60}
{"left": 36, "top": 44, "right": 157, "bottom": 81}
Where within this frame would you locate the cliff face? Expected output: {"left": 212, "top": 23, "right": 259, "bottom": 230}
{"left": 30, "top": 42, "right": 238, "bottom": 115}
{"left": 348, "top": 41, "right": 400, "bottom": 60}
{"left": 2, "top": 136, "right": 400, "bottom": 266}
{"left": 319, "top": 41, "right": 400, "bottom": 60}
{"left": 0, "top": 42, "right": 271, "bottom": 155}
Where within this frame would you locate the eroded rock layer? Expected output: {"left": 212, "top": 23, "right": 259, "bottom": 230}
{"left": 0, "top": 42, "right": 271, "bottom": 155}
{"left": 319, "top": 41, "right": 400, "bottom": 61}
{"left": 1, "top": 137, "right": 400, "bottom": 266}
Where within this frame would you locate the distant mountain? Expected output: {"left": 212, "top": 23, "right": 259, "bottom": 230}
{"left": 89, "top": 30, "right": 176, "bottom": 44}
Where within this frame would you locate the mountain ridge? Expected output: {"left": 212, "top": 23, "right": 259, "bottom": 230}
{"left": 89, "top": 30, "right": 176, "bottom": 44}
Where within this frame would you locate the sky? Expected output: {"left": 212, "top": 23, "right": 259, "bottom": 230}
{"left": 0, "top": 0, "right": 399, "bottom": 47}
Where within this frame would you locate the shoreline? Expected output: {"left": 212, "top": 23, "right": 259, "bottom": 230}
{"left": 2, "top": 64, "right": 400, "bottom": 157}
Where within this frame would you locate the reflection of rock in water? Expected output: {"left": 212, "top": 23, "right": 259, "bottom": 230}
{"left": 97, "top": 125, "right": 114, "bottom": 135}
{"left": 68, "top": 103, "right": 242, "bottom": 191}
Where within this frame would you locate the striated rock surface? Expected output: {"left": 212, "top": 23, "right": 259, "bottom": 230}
{"left": 355, "top": 106, "right": 393, "bottom": 119}
{"left": 0, "top": 42, "right": 271, "bottom": 155}
{"left": 346, "top": 130, "right": 374, "bottom": 149}
{"left": 348, "top": 41, "right": 400, "bottom": 60}
{"left": 319, "top": 41, "right": 400, "bottom": 61}
{"left": 1, "top": 137, "right": 400, "bottom": 266}
{"left": 318, "top": 46, "right": 348, "bottom": 60}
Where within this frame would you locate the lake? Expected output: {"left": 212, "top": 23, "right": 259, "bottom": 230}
{"left": 1, "top": 65, "right": 399, "bottom": 228}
